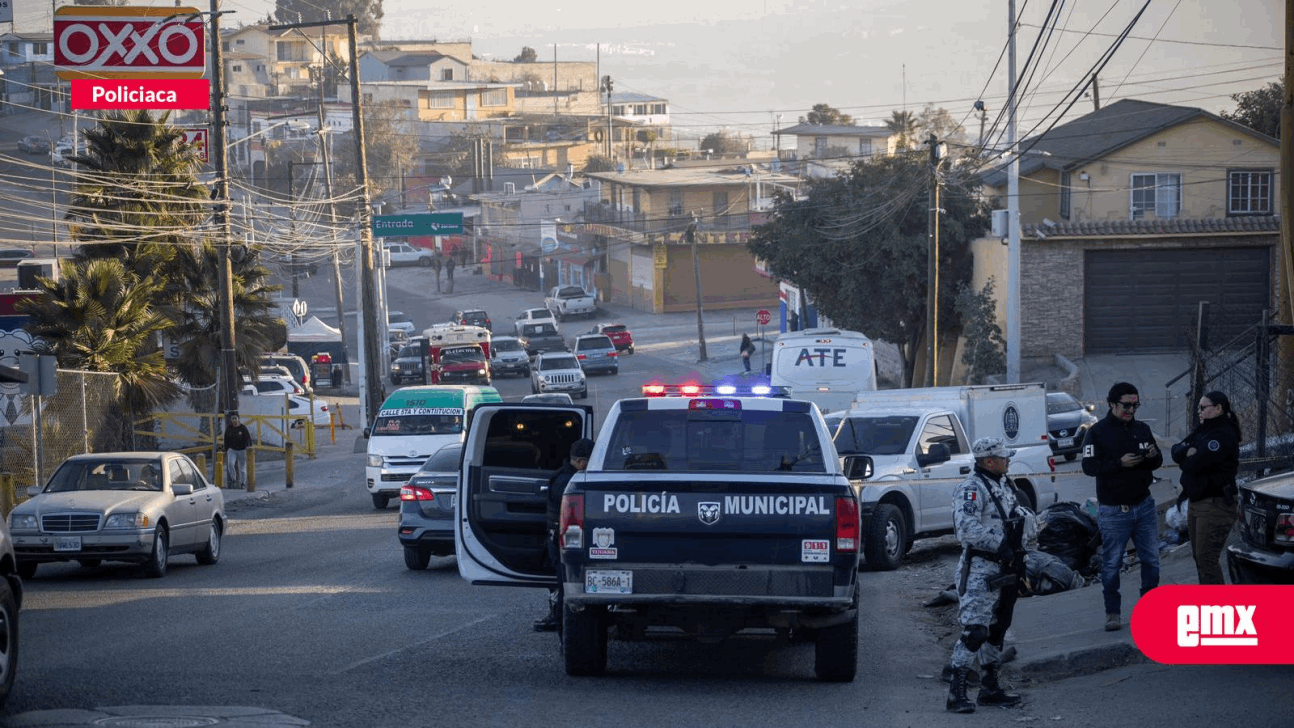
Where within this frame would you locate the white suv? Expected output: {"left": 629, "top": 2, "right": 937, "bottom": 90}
{"left": 530, "top": 352, "right": 587, "bottom": 399}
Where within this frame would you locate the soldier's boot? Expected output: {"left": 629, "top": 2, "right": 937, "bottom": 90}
{"left": 977, "top": 664, "right": 1022, "bottom": 707}
{"left": 945, "top": 667, "right": 975, "bottom": 713}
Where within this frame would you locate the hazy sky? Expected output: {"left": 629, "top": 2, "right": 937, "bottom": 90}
{"left": 12, "top": 0, "right": 1283, "bottom": 144}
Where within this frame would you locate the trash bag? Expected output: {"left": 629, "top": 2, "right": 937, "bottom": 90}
{"left": 1022, "top": 549, "right": 1084, "bottom": 596}
{"left": 1037, "top": 501, "right": 1102, "bottom": 574}
{"left": 1165, "top": 501, "right": 1188, "bottom": 532}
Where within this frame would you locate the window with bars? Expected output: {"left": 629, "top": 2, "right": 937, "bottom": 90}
{"left": 481, "top": 89, "right": 507, "bottom": 106}
{"left": 1227, "top": 170, "right": 1272, "bottom": 215}
{"left": 1130, "top": 173, "right": 1180, "bottom": 219}
{"left": 668, "top": 190, "right": 684, "bottom": 217}
{"left": 427, "top": 93, "right": 455, "bottom": 108}
{"left": 858, "top": 138, "right": 872, "bottom": 157}
{"left": 440, "top": 68, "right": 454, "bottom": 81}
{"left": 814, "top": 137, "right": 828, "bottom": 157}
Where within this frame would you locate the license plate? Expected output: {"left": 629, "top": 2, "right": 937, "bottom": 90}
{"left": 1058, "top": 437, "right": 1075, "bottom": 449}
{"left": 1245, "top": 507, "right": 1267, "bottom": 545}
{"left": 53, "top": 536, "right": 82, "bottom": 552}
{"left": 450, "top": 493, "right": 457, "bottom": 509}
{"left": 585, "top": 570, "right": 632, "bottom": 594}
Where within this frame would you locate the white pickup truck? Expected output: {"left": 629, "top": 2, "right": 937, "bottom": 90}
{"left": 824, "top": 383, "right": 1058, "bottom": 570}
{"left": 544, "top": 285, "right": 597, "bottom": 321}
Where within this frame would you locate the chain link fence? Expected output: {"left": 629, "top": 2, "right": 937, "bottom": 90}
{"left": 0, "top": 369, "right": 122, "bottom": 492}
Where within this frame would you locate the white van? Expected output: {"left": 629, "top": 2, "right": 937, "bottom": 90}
{"left": 770, "top": 328, "right": 878, "bottom": 414}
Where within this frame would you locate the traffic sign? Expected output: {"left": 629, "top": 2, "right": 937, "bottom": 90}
{"left": 182, "top": 127, "right": 209, "bottom": 162}
{"left": 755, "top": 309, "right": 771, "bottom": 326}
{"left": 372, "top": 213, "right": 464, "bottom": 237}
{"left": 54, "top": 6, "right": 206, "bottom": 80}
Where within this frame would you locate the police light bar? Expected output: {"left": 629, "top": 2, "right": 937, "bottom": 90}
{"left": 642, "top": 383, "right": 788, "bottom": 398}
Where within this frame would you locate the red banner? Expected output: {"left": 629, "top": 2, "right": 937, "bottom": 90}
{"left": 55, "top": 6, "right": 205, "bottom": 80}
{"left": 1131, "top": 585, "right": 1294, "bottom": 664}
{"left": 72, "top": 79, "right": 210, "bottom": 110}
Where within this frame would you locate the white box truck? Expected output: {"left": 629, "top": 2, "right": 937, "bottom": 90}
{"left": 769, "top": 328, "right": 877, "bottom": 415}
{"left": 825, "top": 382, "right": 1057, "bottom": 570}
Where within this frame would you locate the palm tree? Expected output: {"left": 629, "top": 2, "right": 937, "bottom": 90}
{"left": 66, "top": 109, "right": 206, "bottom": 276}
{"left": 885, "top": 110, "right": 918, "bottom": 151}
{"left": 19, "top": 258, "right": 179, "bottom": 431}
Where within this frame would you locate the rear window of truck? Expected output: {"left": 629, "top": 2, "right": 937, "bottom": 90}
{"left": 604, "top": 409, "right": 826, "bottom": 473}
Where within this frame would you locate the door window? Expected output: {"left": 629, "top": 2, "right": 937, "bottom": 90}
{"left": 917, "top": 415, "right": 961, "bottom": 455}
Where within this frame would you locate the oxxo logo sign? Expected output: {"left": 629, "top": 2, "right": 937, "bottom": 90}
{"left": 1131, "top": 585, "right": 1294, "bottom": 664}
{"left": 55, "top": 6, "right": 205, "bottom": 79}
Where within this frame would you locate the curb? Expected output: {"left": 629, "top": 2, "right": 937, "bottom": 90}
{"left": 1016, "top": 642, "right": 1150, "bottom": 684}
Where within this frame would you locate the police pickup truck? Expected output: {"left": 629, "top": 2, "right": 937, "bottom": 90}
{"left": 455, "top": 384, "right": 863, "bottom": 680}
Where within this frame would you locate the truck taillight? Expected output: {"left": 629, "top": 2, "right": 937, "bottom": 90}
{"left": 560, "top": 494, "right": 584, "bottom": 549}
{"left": 400, "top": 485, "right": 435, "bottom": 502}
{"left": 576, "top": 354, "right": 587, "bottom": 360}
{"left": 1047, "top": 456, "right": 1056, "bottom": 472}
{"left": 1276, "top": 514, "right": 1294, "bottom": 543}
{"left": 835, "top": 496, "right": 860, "bottom": 552}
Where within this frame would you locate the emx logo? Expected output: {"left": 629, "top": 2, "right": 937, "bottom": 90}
{"left": 1132, "top": 585, "right": 1294, "bottom": 664}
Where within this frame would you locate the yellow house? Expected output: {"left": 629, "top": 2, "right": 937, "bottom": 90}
{"left": 960, "top": 98, "right": 1280, "bottom": 379}
{"left": 363, "top": 81, "right": 517, "bottom": 122}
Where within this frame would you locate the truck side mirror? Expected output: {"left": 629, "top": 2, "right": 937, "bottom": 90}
{"left": 916, "top": 443, "right": 951, "bottom": 467}
{"left": 362, "top": 427, "right": 370, "bottom": 438}
{"left": 842, "top": 454, "right": 873, "bottom": 480}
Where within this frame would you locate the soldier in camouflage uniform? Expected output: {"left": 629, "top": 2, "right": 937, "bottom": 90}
{"left": 945, "top": 437, "right": 1026, "bottom": 713}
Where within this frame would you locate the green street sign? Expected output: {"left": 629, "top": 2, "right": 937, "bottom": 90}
{"left": 372, "top": 212, "right": 464, "bottom": 237}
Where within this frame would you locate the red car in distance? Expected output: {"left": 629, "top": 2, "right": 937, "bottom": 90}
{"left": 588, "top": 322, "right": 634, "bottom": 354}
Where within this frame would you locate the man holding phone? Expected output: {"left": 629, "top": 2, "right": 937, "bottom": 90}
{"left": 1080, "top": 382, "right": 1163, "bottom": 632}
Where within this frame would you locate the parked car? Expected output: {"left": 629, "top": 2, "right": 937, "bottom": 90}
{"left": 260, "top": 353, "right": 310, "bottom": 391}
{"left": 240, "top": 385, "right": 331, "bottom": 427}
{"left": 1045, "top": 392, "right": 1098, "bottom": 461}
{"left": 1227, "top": 470, "right": 1294, "bottom": 584}
{"left": 570, "top": 334, "right": 619, "bottom": 375}
{"left": 388, "top": 311, "right": 416, "bottom": 336}
{"left": 398, "top": 442, "right": 462, "bottom": 569}
{"left": 242, "top": 375, "right": 305, "bottom": 397}
{"left": 0, "top": 249, "right": 34, "bottom": 269}
{"left": 513, "top": 307, "right": 558, "bottom": 336}
{"left": 17, "top": 136, "right": 49, "bottom": 155}
{"left": 0, "top": 508, "right": 20, "bottom": 707}
{"left": 530, "top": 352, "right": 587, "bottom": 399}
{"left": 453, "top": 309, "right": 492, "bottom": 331}
{"left": 589, "top": 322, "right": 634, "bottom": 354}
{"left": 9, "top": 452, "right": 225, "bottom": 579}
{"left": 489, "top": 336, "right": 530, "bottom": 377}
{"left": 384, "top": 242, "right": 434, "bottom": 267}
{"left": 521, "top": 393, "right": 574, "bottom": 405}
{"left": 49, "top": 141, "right": 76, "bottom": 167}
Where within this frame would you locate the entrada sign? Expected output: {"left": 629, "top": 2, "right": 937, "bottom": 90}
{"left": 372, "top": 213, "right": 464, "bottom": 237}
{"left": 54, "top": 6, "right": 206, "bottom": 80}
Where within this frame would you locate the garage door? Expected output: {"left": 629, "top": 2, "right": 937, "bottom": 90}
{"left": 1084, "top": 247, "right": 1270, "bottom": 353}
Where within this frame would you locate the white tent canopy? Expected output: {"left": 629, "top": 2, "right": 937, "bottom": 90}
{"left": 288, "top": 316, "right": 342, "bottom": 343}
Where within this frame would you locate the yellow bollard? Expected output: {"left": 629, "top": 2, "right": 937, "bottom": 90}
{"left": 330, "top": 408, "right": 336, "bottom": 444}
{"left": 194, "top": 454, "right": 207, "bottom": 479}
{"left": 215, "top": 450, "right": 225, "bottom": 488}
{"left": 285, "top": 440, "right": 294, "bottom": 488}
{"left": 0, "top": 473, "right": 12, "bottom": 517}
{"left": 246, "top": 448, "right": 256, "bottom": 492}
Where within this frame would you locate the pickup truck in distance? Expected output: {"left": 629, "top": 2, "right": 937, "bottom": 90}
{"left": 544, "top": 285, "right": 597, "bottom": 321}
{"left": 456, "top": 384, "right": 863, "bottom": 681}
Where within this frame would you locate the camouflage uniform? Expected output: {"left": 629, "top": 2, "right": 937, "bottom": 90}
{"left": 948, "top": 468, "right": 1024, "bottom": 671}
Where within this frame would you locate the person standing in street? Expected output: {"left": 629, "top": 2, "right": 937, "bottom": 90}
{"left": 1171, "top": 390, "right": 1241, "bottom": 585}
{"left": 432, "top": 253, "right": 443, "bottom": 292}
{"left": 534, "top": 437, "right": 595, "bottom": 632}
{"left": 1080, "top": 382, "right": 1163, "bottom": 632}
{"left": 445, "top": 253, "right": 456, "bottom": 294}
{"left": 222, "top": 412, "right": 252, "bottom": 489}
{"left": 739, "top": 333, "right": 756, "bottom": 372}
{"left": 945, "top": 437, "right": 1026, "bottom": 714}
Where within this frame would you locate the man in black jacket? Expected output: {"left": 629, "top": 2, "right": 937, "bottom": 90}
{"left": 1080, "top": 382, "right": 1162, "bottom": 632}
{"left": 534, "top": 437, "right": 595, "bottom": 632}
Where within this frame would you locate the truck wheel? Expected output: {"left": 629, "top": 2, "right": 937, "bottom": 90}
{"left": 1011, "top": 480, "right": 1037, "bottom": 512}
{"left": 403, "top": 546, "right": 431, "bottom": 571}
{"left": 864, "top": 504, "right": 906, "bottom": 571}
{"left": 372, "top": 493, "right": 390, "bottom": 509}
{"left": 562, "top": 605, "right": 608, "bottom": 676}
{"left": 814, "top": 608, "right": 859, "bottom": 682}
{"left": 1064, "top": 452, "right": 1077, "bottom": 462}
{"left": 0, "top": 578, "right": 18, "bottom": 707}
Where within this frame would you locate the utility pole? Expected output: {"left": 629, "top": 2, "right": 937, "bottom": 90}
{"left": 688, "top": 212, "right": 707, "bottom": 361}
{"left": 288, "top": 160, "right": 300, "bottom": 299}
{"left": 603, "top": 75, "right": 613, "bottom": 160}
{"left": 925, "top": 134, "right": 943, "bottom": 387}
{"left": 271, "top": 15, "right": 381, "bottom": 424}
{"left": 1091, "top": 74, "right": 1101, "bottom": 111}
{"left": 318, "top": 87, "right": 351, "bottom": 381}
{"left": 1276, "top": 0, "right": 1294, "bottom": 430}
{"left": 209, "top": 0, "right": 240, "bottom": 415}
{"left": 1005, "top": 0, "right": 1022, "bottom": 383}
{"left": 553, "top": 43, "right": 558, "bottom": 117}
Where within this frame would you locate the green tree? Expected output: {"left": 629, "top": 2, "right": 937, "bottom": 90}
{"left": 699, "top": 131, "right": 747, "bottom": 154}
{"left": 19, "top": 258, "right": 178, "bottom": 421}
{"left": 582, "top": 155, "right": 616, "bottom": 173}
{"left": 1220, "top": 80, "right": 1282, "bottom": 139}
{"left": 515, "top": 46, "right": 538, "bottom": 63}
{"left": 274, "top": 0, "right": 383, "bottom": 38}
{"left": 885, "top": 110, "right": 918, "bottom": 150}
{"left": 954, "top": 278, "right": 1006, "bottom": 384}
{"left": 800, "top": 103, "right": 853, "bottom": 126}
{"left": 66, "top": 110, "right": 206, "bottom": 276}
{"left": 748, "top": 155, "right": 990, "bottom": 385}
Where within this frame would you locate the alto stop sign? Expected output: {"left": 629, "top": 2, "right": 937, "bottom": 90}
{"left": 755, "top": 309, "right": 771, "bottom": 326}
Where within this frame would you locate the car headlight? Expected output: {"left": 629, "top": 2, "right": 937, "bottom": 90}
{"left": 105, "top": 512, "right": 149, "bottom": 529}
{"left": 9, "top": 514, "right": 37, "bottom": 531}
{"left": 477, "top": 367, "right": 487, "bottom": 374}
{"left": 367, "top": 454, "right": 384, "bottom": 468}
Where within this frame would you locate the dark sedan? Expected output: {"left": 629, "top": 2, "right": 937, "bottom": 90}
{"left": 17, "top": 136, "right": 49, "bottom": 155}
{"left": 0, "top": 250, "right": 34, "bottom": 269}
{"left": 397, "top": 442, "right": 461, "bottom": 569}
{"left": 1227, "top": 471, "right": 1294, "bottom": 584}
{"left": 1046, "top": 392, "right": 1098, "bottom": 461}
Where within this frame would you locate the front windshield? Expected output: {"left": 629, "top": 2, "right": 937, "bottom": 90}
{"left": 1046, "top": 394, "right": 1082, "bottom": 414}
{"left": 542, "top": 356, "right": 578, "bottom": 370}
{"left": 371, "top": 409, "right": 464, "bottom": 436}
{"left": 833, "top": 416, "right": 918, "bottom": 456}
{"left": 441, "top": 346, "right": 484, "bottom": 363}
{"left": 493, "top": 339, "right": 522, "bottom": 352}
{"left": 45, "top": 460, "right": 164, "bottom": 492}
